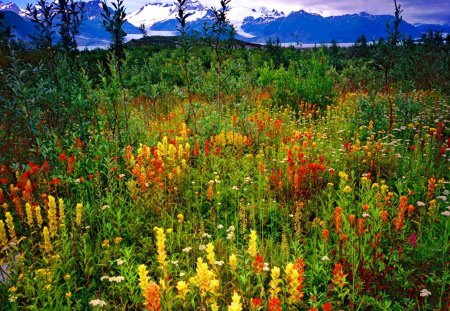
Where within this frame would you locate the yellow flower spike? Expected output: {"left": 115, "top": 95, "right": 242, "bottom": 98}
{"left": 154, "top": 227, "right": 167, "bottom": 272}
{"left": 75, "top": 203, "right": 83, "bottom": 226}
{"left": 5, "top": 212, "right": 16, "bottom": 240}
{"left": 269, "top": 266, "right": 281, "bottom": 298}
{"left": 43, "top": 226, "right": 52, "bottom": 253}
{"left": 229, "top": 254, "right": 238, "bottom": 271}
{"left": 47, "top": 195, "right": 58, "bottom": 237}
{"left": 248, "top": 230, "right": 258, "bottom": 258}
{"left": 58, "top": 198, "right": 65, "bottom": 228}
{"left": 35, "top": 205, "right": 43, "bottom": 227}
{"left": 25, "top": 203, "right": 34, "bottom": 229}
{"left": 176, "top": 281, "right": 189, "bottom": 300}
{"left": 138, "top": 264, "right": 150, "bottom": 297}
{"left": 0, "top": 220, "right": 8, "bottom": 247}
{"left": 206, "top": 243, "right": 216, "bottom": 265}
{"left": 191, "top": 257, "right": 219, "bottom": 297}
{"left": 343, "top": 186, "right": 352, "bottom": 193}
{"left": 228, "top": 292, "right": 243, "bottom": 311}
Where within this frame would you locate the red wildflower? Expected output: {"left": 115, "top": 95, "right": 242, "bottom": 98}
{"left": 51, "top": 177, "right": 62, "bottom": 186}
{"left": 254, "top": 254, "right": 264, "bottom": 273}
{"left": 59, "top": 153, "right": 67, "bottom": 162}
{"left": 322, "top": 229, "right": 329, "bottom": 242}
{"left": 322, "top": 302, "right": 332, "bottom": 311}
{"left": 251, "top": 297, "right": 262, "bottom": 308}
{"left": 332, "top": 263, "right": 345, "bottom": 287}
{"left": 268, "top": 297, "right": 281, "bottom": 311}
{"left": 204, "top": 140, "right": 210, "bottom": 157}
{"left": 357, "top": 218, "right": 365, "bottom": 237}
{"left": 0, "top": 178, "right": 8, "bottom": 185}
{"left": 67, "top": 155, "right": 76, "bottom": 174}
{"left": 41, "top": 161, "right": 51, "bottom": 173}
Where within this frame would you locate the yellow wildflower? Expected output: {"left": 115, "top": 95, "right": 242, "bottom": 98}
{"left": 43, "top": 226, "right": 52, "bottom": 253}
{"left": 206, "top": 243, "right": 216, "bottom": 265}
{"left": 75, "top": 203, "right": 83, "bottom": 226}
{"left": 48, "top": 195, "right": 58, "bottom": 237}
{"left": 58, "top": 198, "right": 65, "bottom": 228}
{"left": 5, "top": 212, "right": 16, "bottom": 240}
{"left": 0, "top": 220, "right": 8, "bottom": 247}
{"left": 154, "top": 227, "right": 167, "bottom": 271}
{"left": 177, "top": 213, "right": 184, "bottom": 223}
{"left": 138, "top": 264, "right": 150, "bottom": 297}
{"left": 248, "top": 230, "right": 258, "bottom": 258}
{"left": 228, "top": 292, "right": 243, "bottom": 311}
{"left": 338, "top": 171, "right": 348, "bottom": 182}
{"left": 343, "top": 186, "right": 352, "bottom": 193}
{"left": 269, "top": 266, "right": 281, "bottom": 298}
{"left": 25, "top": 203, "right": 33, "bottom": 229}
{"left": 176, "top": 281, "right": 189, "bottom": 300}
{"left": 35, "top": 205, "right": 43, "bottom": 227}
{"left": 229, "top": 254, "right": 238, "bottom": 271}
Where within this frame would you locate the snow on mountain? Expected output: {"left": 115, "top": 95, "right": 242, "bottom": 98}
{"left": 126, "top": 0, "right": 286, "bottom": 38}
{"left": 228, "top": 6, "right": 285, "bottom": 38}
{"left": 127, "top": 0, "right": 207, "bottom": 29}
{"left": 0, "top": 1, "right": 28, "bottom": 18}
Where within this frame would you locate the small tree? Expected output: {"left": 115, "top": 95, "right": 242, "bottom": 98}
{"left": 101, "top": 0, "right": 127, "bottom": 72}
{"left": 375, "top": 0, "right": 403, "bottom": 131}
{"left": 175, "top": 0, "right": 197, "bottom": 127}
{"left": 211, "top": 0, "right": 232, "bottom": 112}
{"left": 101, "top": 0, "right": 130, "bottom": 147}
{"left": 56, "top": 0, "right": 85, "bottom": 54}
{"left": 26, "top": 0, "right": 56, "bottom": 50}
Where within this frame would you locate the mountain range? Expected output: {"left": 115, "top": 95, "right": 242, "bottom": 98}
{"left": 1, "top": 0, "right": 449, "bottom": 47}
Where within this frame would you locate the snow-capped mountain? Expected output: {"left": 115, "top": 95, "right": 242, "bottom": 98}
{"left": 0, "top": 1, "right": 27, "bottom": 18}
{"left": 0, "top": 0, "right": 141, "bottom": 46}
{"left": 1, "top": 0, "right": 448, "bottom": 45}
{"left": 127, "top": 0, "right": 207, "bottom": 29}
{"left": 126, "top": 0, "right": 287, "bottom": 39}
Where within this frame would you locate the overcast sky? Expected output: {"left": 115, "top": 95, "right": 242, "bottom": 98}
{"left": 10, "top": 0, "right": 450, "bottom": 24}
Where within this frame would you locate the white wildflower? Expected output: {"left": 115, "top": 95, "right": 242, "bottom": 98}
{"left": 321, "top": 256, "right": 330, "bottom": 261}
{"left": 420, "top": 289, "right": 431, "bottom": 297}
{"left": 182, "top": 247, "right": 192, "bottom": 253}
{"left": 199, "top": 244, "right": 206, "bottom": 251}
{"left": 417, "top": 201, "right": 426, "bottom": 207}
{"left": 116, "top": 258, "right": 125, "bottom": 266}
{"left": 441, "top": 211, "right": 450, "bottom": 217}
{"left": 89, "top": 299, "right": 107, "bottom": 307}
{"left": 109, "top": 276, "right": 125, "bottom": 283}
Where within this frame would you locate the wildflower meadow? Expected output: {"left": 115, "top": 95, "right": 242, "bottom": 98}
{"left": 1, "top": 0, "right": 449, "bottom": 310}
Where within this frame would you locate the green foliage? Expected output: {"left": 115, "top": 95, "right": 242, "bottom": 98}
{"left": 101, "top": 0, "right": 127, "bottom": 69}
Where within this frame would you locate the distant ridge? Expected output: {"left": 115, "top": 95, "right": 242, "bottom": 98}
{"left": 1, "top": 0, "right": 449, "bottom": 45}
